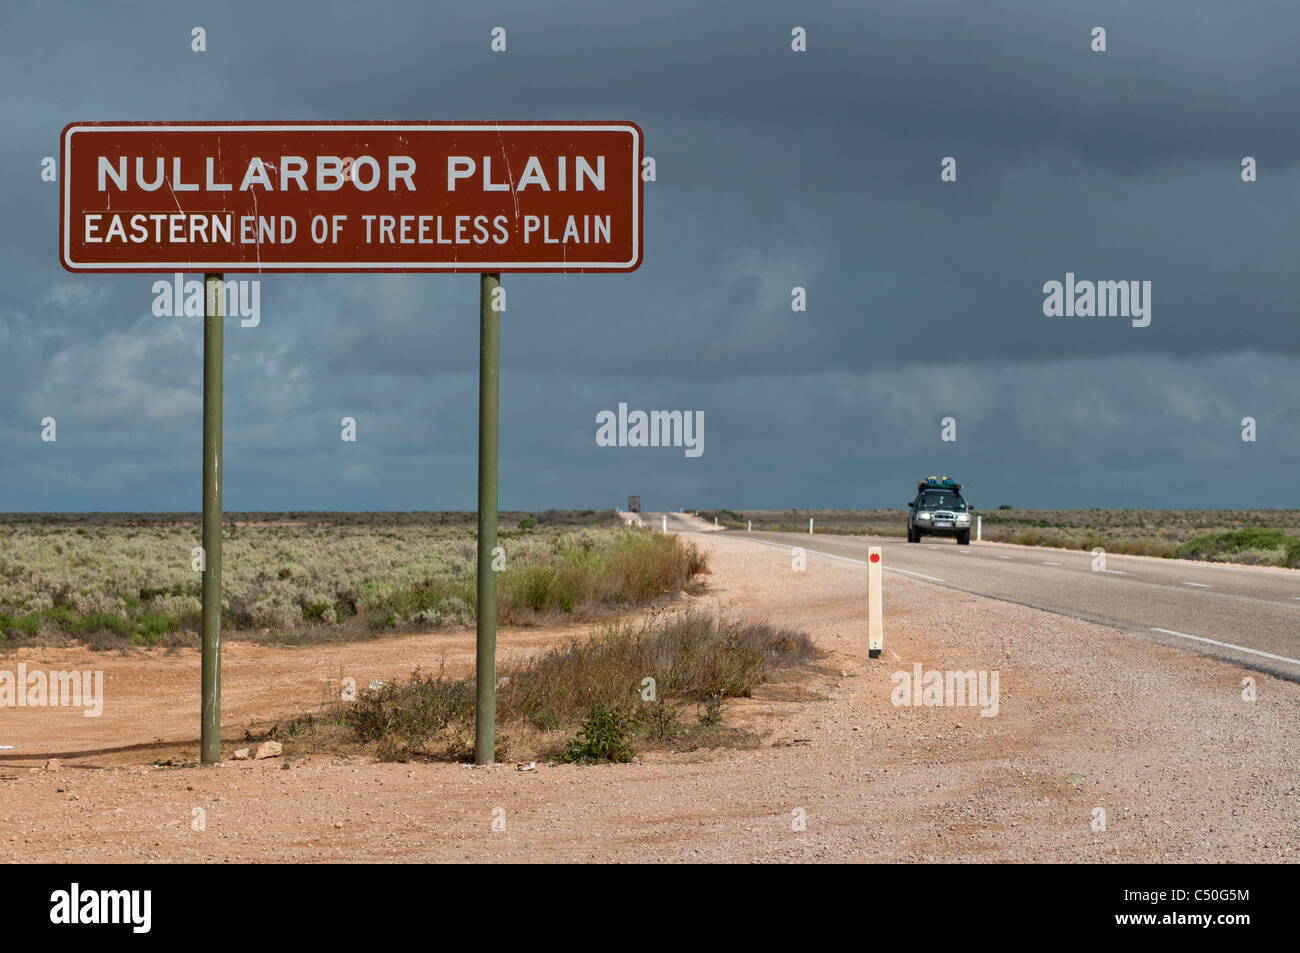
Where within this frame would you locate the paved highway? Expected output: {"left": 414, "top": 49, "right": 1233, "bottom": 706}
{"left": 650, "top": 514, "right": 1300, "bottom": 680}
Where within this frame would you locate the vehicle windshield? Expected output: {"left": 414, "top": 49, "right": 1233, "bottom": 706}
{"left": 919, "top": 491, "right": 966, "bottom": 511}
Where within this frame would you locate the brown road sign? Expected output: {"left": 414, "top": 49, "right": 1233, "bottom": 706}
{"left": 60, "top": 121, "right": 643, "bottom": 273}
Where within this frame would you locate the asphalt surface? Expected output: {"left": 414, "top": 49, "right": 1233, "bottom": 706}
{"left": 651, "top": 515, "right": 1300, "bottom": 680}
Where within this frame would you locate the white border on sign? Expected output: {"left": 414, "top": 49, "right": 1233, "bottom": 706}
{"left": 62, "top": 123, "right": 641, "bottom": 271}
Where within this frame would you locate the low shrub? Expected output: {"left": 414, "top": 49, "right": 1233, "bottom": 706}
{"left": 345, "top": 667, "right": 476, "bottom": 760}
{"left": 342, "top": 610, "right": 819, "bottom": 763}
{"left": 133, "top": 612, "right": 179, "bottom": 645}
{"left": 560, "top": 704, "right": 636, "bottom": 764}
{"left": 1172, "top": 528, "right": 1297, "bottom": 565}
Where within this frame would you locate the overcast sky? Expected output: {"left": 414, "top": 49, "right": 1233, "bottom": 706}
{"left": 2, "top": 0, "right": 1297, "bottom": 512}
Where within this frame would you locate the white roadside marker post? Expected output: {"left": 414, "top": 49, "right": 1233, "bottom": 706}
{"left": 747, "top": 520, "right": 751, "bottom": 532}
{"left": 868, "top": 546, "right": 883, "bottom": 659}
{"left": 809, "top": 517, "right": 814, "bottom": 534}
{"left": 662, "top": 515, "right": 667, "bottom": 534}
{"left": 977, "top": 516, "right": 982, "bottom": 541}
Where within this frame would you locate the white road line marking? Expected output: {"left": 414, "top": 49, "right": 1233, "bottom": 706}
{"left": 739, "top": 536, "right": 945, "bottom": 582}
{"left": 1150, "top": 628, "right": 1300, "bottom": 667}
{"left": 1043, "top": 561, "right": 1062, "bottom": 566}
{"left": 1101, "top": 569, "right": 1127, "bottom": 575}
{"left": 1182, "top": 582, "right": 1211, "bottom": 588}
{"left": 886, "top": 566, "right": 946, "bottom": 582}
{"left": 996, "top": 555, "right": 1011, "bottom": 560}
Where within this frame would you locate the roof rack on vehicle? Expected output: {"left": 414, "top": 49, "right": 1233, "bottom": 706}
{"left": 918, "top": 476, "right": 962, "bottom": 491}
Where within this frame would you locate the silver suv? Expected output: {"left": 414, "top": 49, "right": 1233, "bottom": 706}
{"left": 907, "top": 477, "right": 972, "bottom": 544}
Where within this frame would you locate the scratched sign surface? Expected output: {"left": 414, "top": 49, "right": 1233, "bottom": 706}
{"left": 60, "top": 121, "right": 643, "bottom": 273}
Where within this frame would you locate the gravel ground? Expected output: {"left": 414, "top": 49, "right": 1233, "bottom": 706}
{"left": 2, "top": 529, "right": 1297, "bottom": 862}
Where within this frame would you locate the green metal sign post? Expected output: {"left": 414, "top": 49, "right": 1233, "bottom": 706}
{"left": 201, "top": 274, "right": 224, "bottom": 764}
{"left": 474, "top": 273, "right": 501, "bottom": 765}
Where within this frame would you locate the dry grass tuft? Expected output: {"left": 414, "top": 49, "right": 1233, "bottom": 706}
{"left": 339, "top": 609, "right": 820, "bottom": 763}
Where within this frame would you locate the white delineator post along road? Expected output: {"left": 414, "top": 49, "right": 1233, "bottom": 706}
{"left": 868, "top": 545, "right": 883, "bottom": 659}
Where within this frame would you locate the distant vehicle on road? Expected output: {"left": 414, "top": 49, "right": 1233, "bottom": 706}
{"left": 907, "top": 476, "right": 972, "bottom": 544}
{"left": 627, "top": 495, "right": 640, "bottom": 513}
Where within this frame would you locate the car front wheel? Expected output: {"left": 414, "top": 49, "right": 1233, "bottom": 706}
{"left": 957, "top": 530, "right": 970, "bottom": 545}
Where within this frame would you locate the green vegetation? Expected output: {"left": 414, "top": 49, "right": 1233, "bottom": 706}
{"left": 132, "top": 612, "right": 180, "bottom": 645}
{"left": 345, "top": 666, "right": 477, "bottom": 763}
{"left": 0, "top": 511, "right": 708, "bottom": 649}
{"left": 0, "top": 606, "right": 133, "bottom": 647}
{"left": 342, "top": 609, "right": 821, "bottom": 763}
{"left": 560, "top": 705, "right": 637, "bottom": 764}
{"left": 972, "top": 510, "right": 1300, "bottom": 563}
{"left": 1173, "top": 528, "right": 1300, "bottom": 568}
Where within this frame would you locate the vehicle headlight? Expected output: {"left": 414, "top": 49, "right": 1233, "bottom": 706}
{"left": 956, "top": 513, "right": 970, "bottom": 522}
{"left": 917, "top": 511, "right": 932, "bottom": 521}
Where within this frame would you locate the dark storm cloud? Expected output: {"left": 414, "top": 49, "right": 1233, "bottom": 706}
{"left": 1, "top": 0, "right": 1297, "bottom": 510}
